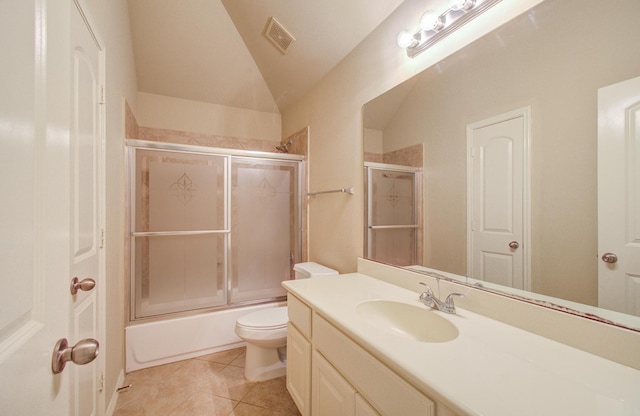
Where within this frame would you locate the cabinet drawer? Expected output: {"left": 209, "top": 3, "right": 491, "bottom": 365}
{"left": 313, "top": 313, "right": 435, "bottom": 416}
{"left": 288, "top": 293, "right": 312, "bottom": 338}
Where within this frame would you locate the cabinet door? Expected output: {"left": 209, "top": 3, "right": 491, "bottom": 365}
{"left": 287, "top": 323, "right": 311, "bottom": 416}
{"left": 355, "top": 394, "right": 380, "bottom": 416}
{"left": 312, "top": 351, "right": 356, "bottom": 416}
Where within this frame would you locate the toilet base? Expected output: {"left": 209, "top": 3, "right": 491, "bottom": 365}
{"left": 244, "top": 343, "right": 287, "bottom": 382}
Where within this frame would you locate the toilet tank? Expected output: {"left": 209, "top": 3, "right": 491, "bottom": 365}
{"left": 293, "top": 262, "right": 338, "bottom": 279}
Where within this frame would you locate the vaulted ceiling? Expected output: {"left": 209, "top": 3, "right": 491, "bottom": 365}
{"left": 127, "top": 0, "right": 405, "bottom": 114}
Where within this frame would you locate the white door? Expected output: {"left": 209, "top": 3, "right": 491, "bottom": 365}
{"left": 598, "top": 76, "right": 640, "bottom": 316}
{"left": 0, "top": 1, "right": 104, "bottom": 414}
{"left": 0, "top": 0, "right": 71, "bottom": 414}
{"left": 69, "top": 1, "right": 105, "bottom": 415}
{"left": 468, "top": 108, "right": 530, "bottom": 290}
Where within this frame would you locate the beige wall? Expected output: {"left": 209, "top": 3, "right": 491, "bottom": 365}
{"left": 136, "top": 92, "right": 282, "bottom": 141}
{"left": 81, "top": 0, "right": 138, "bottom": 409}
{"left": 282, "top": 0, "right": 542, "bottom": 273}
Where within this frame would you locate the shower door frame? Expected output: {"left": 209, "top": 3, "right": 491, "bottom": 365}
{"left": 364, "top": 162, "right": 423, "bottom": 266}
{"left": 126, "top": 139, "right": 304, "bottom": 323}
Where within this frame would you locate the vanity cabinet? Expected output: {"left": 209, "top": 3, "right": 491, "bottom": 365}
{"left": 287, "top": 322, "right": 311, "bottom": 415}
{"left": 287, "top": 294, "right": 312, "bottom": 416}
{"left": 312, "top": 350, "right": 358, "bottom": 415}
{"left": 286, "top": 292, "right": 436, "bottom": 416}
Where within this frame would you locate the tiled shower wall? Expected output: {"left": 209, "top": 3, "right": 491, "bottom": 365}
{"left": 364, "top": 143, "right": 423, "bottom": 167}
{"left": 125, "top": 99, "right": 310, "bottom": 156}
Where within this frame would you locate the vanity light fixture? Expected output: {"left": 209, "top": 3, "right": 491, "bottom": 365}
{"left": 450, "top": 0, "right": 476, "bottom": 12}
{"left": 398, "top": 0, "right": 503, "bottom": 58}
{"left": 420, "top": 10, "right": 445, "bottom": 32}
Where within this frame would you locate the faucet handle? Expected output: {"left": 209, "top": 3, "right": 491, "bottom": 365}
{"left": 419, "top": 287, "right": 432, "bottom": 300}
{"left": 444, "top": 293, "right": 464, "bottom": 308}
{"left": 418, "top": 282, "right": 432, "bottom": 292}
{"left": 418, "top": 284, "right": 436, "bottom": 307}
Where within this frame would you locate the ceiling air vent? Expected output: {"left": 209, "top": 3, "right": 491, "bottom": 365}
{"left": 265, "top": 17, "right": 295, "bottom": 54}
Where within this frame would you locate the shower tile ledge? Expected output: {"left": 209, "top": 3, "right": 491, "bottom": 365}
{"left": 282, "top": 273, "right": 640, "bottom": 416}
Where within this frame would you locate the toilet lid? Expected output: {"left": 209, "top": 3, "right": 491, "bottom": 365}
{"left": 237, "top": 307, "right": 288, "bottom": 329}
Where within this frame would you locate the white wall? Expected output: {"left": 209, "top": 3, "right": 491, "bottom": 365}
{"left": 282, "top": 0, "right": 542, "bottom": 273}
{"left": 137, "top": 92, "right": 282, "bottom": 141}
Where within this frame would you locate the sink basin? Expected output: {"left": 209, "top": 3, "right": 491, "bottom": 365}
{"left": 356, "top": 300, "right": 459, "bottom": 343}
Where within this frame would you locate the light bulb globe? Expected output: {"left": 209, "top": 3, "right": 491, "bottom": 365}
{"left": 397, "top": 30, "right": 416, "bottom": 48}
{"left": 449, "top": 0, "right": 475, "bottom": 11}
{"left": 420, "top": 11, "right": 444, "bottom": 31}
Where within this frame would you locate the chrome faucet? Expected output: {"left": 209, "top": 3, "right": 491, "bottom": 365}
{"left": 418, "top": 284, "right": 464, "bottom": 314}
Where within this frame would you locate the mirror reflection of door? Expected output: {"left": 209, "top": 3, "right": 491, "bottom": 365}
{"left": 365, "top": 164, "right": 422, "bottom": 266}
{"left": 598, "top": 76, "right": 640, "bottom": 316}
{"left": 467, "top": 108, "right": 530, "bottom": 290}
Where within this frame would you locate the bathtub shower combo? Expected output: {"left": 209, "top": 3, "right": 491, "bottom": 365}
{"left": 125, "top": 141, "right": 303, "bottom": 371}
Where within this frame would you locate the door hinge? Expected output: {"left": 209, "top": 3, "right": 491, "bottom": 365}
{"left": 99, "top": 86, "right": 105, "bottom": 104}
{"left": 98, "top": 371, "right": 104, "bottom": 393}
{"left": 100, "top": 229, "right": 105, "bottom": 249}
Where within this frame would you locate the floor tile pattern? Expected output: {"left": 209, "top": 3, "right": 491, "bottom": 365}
{"left": 114, "top": 347, "right": 301, "bottom": 416}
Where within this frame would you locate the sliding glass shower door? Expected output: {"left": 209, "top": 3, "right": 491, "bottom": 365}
{"left": 231, "top": 158, "right": 298, "bottom": 303}
{"left": 131, "top": 149, "right": 227, "bottom": 318}
{"left": 129, "top": 144, "right": 301, "bottom": 320}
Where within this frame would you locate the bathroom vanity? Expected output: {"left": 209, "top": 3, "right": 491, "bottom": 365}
{"left": 282, "top": 260, "right": 640, "bottom": 416}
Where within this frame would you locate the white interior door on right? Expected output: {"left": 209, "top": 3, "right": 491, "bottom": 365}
{"left": 468, "top": 108, "right": 530, "bottom": 290}
{"left": 598, "top": 76, "right": 640, "bottom": 316}
{"left": 69, "top": 2, "right": 105, "bottom": 414}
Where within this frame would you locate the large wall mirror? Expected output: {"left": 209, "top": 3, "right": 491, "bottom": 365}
{"left": 363, "top": 0, "right": 640, "bottom": 330}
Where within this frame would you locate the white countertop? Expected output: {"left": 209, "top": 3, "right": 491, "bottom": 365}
{"left": 283, "top": 273, "right": 640, "bottom": 416}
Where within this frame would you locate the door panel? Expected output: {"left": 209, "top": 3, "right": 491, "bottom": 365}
{"left": 312, "top": 351, "right": 356, "bottom": 416}
{"left": 0, "top": 0, "right": 70, "bottom": 414}
{"left": 468, "top": 108, "right": 529, "bottom": 290}
{"left": 70, "top": 2, "right": 104, "bottom": 415}
{"left": 598, "top": 76, "right": 640, "bottom": 316}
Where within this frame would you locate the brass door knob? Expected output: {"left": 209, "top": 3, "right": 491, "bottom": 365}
{"left": 51, "top": 338, "right": 99, "bottom": 374}
{"left": 70, "top": 277, "right": 96, "bottom": 295}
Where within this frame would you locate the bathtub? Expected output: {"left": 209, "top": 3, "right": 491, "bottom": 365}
{"left": 125, "top": 301, "right": 286, "bottom": 372}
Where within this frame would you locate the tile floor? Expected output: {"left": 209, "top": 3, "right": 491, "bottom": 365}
{"left": 113, "top": 347, "right": 301, "bottom": 416}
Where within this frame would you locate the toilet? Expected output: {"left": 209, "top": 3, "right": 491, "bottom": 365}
{"left": 235, "top": 262, "right": 338, "bottom": 381}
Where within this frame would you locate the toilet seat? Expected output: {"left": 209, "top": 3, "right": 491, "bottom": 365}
{"left": 236, "top": 306, "right": 288, "bottom": 330}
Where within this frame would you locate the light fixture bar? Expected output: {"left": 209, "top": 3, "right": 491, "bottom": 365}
{"left": 406, "top": 0, "right": 503, "bottom": 58}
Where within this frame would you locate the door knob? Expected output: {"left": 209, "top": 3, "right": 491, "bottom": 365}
{"left": 508, "top": 241, "right": 519, "bottom": 249}
{"left": 70, "top": 277, "right": 96, "bottom": 295}
{"left": 601, "top": 252, "right": 618, "bottom": 264}
{"left": 51, "top": 338, "right": 99, "bottom": 374}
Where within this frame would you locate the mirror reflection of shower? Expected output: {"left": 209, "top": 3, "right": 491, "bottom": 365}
{"left": 276, "top": 140, "right": 292, "bottom": 153}
{"left": 364, "top": 163, "right": 422, "bottom": 267}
